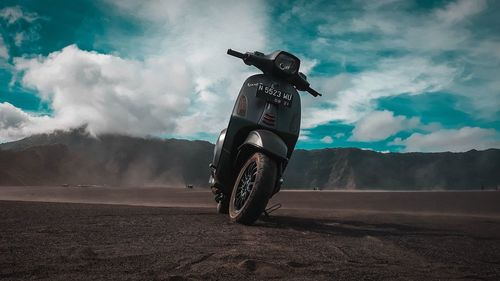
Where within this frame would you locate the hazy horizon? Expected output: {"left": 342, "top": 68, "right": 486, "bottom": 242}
{"left": 2, "top": 126, "right": 500, "bottom": 154}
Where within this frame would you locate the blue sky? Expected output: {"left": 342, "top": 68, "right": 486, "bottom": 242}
{"left": 0, "top": 0, "right": 499, "bottom": 152}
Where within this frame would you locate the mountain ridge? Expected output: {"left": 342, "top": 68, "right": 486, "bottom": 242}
{"left": 1, "top": 129, "right": 499, "bottom": 189}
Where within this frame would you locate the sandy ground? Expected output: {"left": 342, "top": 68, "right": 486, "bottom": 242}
{"left": 1, "top": 187, "right": 500, "bottom": 280}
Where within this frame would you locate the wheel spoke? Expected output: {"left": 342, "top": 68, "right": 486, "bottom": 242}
{"left": 234, "top": 159, "right": 260, "bottom": 211}
{"left": 247, "top": 169, "right": 253, "bottom": 178}
{"left": 245, "top": 163, "right": 254, "bottom": 178}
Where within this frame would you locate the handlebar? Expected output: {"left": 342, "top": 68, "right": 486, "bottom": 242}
{"left": 307, "top": 87, "right": 322, "bottom": 97}
{"left": 227, "top": 49, "right": 247, "bottom": 59}
{"left": 228, "top": 48, "right": 322, "bottom": 97}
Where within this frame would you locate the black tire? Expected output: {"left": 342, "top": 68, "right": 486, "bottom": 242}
{"left": 229, "top": 152, "right": 277, "bottom": 225}
{"left": 216, "top": 197, "right": 229, "bottom": 214}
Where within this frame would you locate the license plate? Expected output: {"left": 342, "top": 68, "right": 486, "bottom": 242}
{"left": 256, "top": 83, "right": 293, "bottom": 107}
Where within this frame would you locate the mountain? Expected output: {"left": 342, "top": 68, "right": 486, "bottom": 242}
{"left": 0, "top": 128, "right": 213, "bottom": 187}
{"left": 283, "top": 148, "right": 500, "bottom": 189}
{"left": 1, "top": 128, "right": 499, "bottom": 189}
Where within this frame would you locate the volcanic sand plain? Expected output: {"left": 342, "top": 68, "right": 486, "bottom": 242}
{"left": 1, "top": 187, "right": 500, "bottom": 280}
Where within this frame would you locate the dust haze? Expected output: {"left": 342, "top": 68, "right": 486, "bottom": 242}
{"left": 2, "top": 128, "right": 499, "bottom": 189}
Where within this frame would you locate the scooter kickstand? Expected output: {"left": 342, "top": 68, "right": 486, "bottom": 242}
{"left": 263, "top": 203, "right": 282, "bottom": 217}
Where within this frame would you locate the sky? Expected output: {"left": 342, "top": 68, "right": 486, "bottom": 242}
{"left": 0, "top": 0, "right": 499, "bottom": 152}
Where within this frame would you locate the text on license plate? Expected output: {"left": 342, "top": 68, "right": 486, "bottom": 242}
{"left": 256, "top": 83, "right": 293, "bottom": 107}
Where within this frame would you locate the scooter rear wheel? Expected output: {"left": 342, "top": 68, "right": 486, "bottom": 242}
{"left": 229, "top": 152, "right": 277, "bottom": 225}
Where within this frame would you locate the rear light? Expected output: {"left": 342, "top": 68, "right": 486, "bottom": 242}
{"left": 237, "top": 95, "right": 247, "bottom": 117}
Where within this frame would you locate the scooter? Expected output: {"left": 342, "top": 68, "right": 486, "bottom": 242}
{"left": 209, "top": 49, "right": 322, "bottom": 225}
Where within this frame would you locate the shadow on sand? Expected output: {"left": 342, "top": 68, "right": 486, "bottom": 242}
{"left": 256, "top": 214, "right": 497, "bottom": 241}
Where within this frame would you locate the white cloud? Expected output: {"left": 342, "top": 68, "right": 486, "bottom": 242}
{"left": 302, "top": 56, "right": 457, "bottom": 129}
{"left": 391, "top": 127, "right": 500, "bottom": 152}
{"left": 105, "top": 0, "right": 269, "bottom": 136}
{"left": 308, "top": 0, "right": 499, "bottom": 127}
{"left": 14, "top": 32, "right": 25, "bottom": 47}
{"left": 298, "top": 130, "right": 311, "bottom": 141}
{"left": 0, "top": 6, "right": 39, "bottom": 25}
{"left": 0, "top": 102, "right": 53, "bottom": 141}
{"left": 320, "top": 136, "right": 333, "bottom": 144}
{"left": 299, "top": 58, "right": 319, "bottom": 76}
{"left": 0, "top": 36, "right": 8, "bottom": 59}
{"left": 2, "top": 1, "right": 269, "bottom": 142}
{"left": 350, "top": 110, "right": 420, "bottom": 142}
{"left": 0, "top": 102, "right": 29, "bottom": 129}
{"left": 0, "top": 6, "right": 41, "bottom": 59}
{"left": 9, "top": 45, "right": 194, "bottom": 140}
{"left": 319, "top": 0, "right": 488, "bottom": 52}
{"left": 334, "top": 132, "right": 345, "bottom": 139}
{"left": 435, "top": 0, "right": 487, "bottom": 24}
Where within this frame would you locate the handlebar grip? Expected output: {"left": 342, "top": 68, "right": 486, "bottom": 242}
{"left": 307, "top": 87, "right": 322, "bottom": 97}
{"left": 227, "top": 49, "right": 246, "bottom": 59}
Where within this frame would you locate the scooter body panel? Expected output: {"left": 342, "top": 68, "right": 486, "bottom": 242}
{"left": 240, "top": 129, "right": 288, "bottom": 161}
{"left": 212, "top": 128, "right": 226, "bottom": 170}
{"left": 211, "top": 74, "right": 301, "bottom": 194}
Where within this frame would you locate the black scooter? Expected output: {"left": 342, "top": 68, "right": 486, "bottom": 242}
{"left": 209, "top": 49, "right": 322, "bottom": 225}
